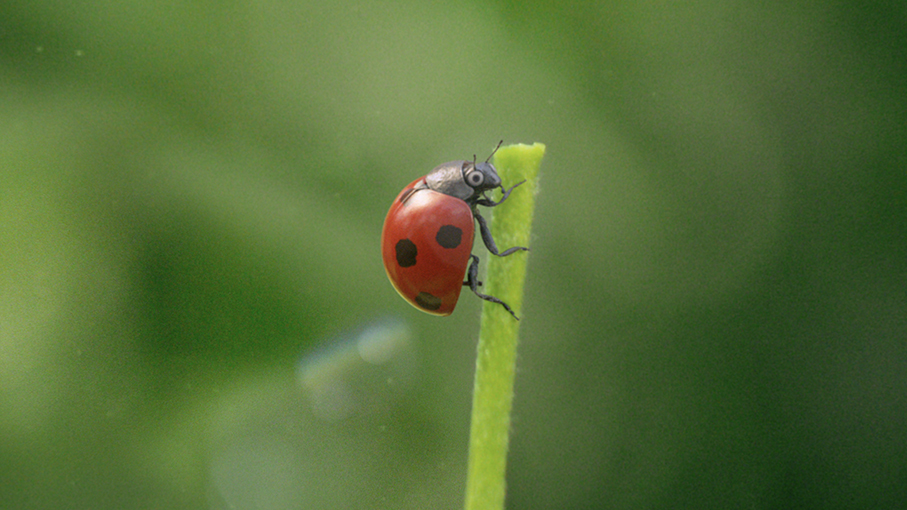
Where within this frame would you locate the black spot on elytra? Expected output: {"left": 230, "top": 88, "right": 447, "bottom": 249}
{"left": 395, "top": 238, "right": 417, "bottom": 267}
{"left": 415, "top": 292, "right": 442, "bottom": 311}
{"left": 435, "top": 225, "right": 463, "bottom": 249}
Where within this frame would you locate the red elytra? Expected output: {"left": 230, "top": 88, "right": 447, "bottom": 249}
{"left": 381, "top": 146, "right": 528, "bottom": 319}
{"left": 382, "top": 177, "right": 476, "bottom": 316}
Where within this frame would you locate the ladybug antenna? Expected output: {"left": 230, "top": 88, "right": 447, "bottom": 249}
{"left": 485, "top": 140, "right": 504, "bottom": 164}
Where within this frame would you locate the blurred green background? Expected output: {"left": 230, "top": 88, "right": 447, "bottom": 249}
{"left": 2, "top": 0, "right": 905, "bottom": 508}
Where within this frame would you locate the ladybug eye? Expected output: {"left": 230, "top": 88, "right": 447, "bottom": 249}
{"left": 466, "top": 171, "right": 484, "bottom": 187}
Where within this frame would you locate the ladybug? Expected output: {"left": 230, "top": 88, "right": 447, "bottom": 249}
{"left": 381, "top": 143, "right": 528, "bottom": 319}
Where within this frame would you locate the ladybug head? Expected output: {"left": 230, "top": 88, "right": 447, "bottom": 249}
{"left": 462, "top": 160, "right": 502, "bottom": 193}
{"left": 423, "top": 141, "right": 507, "bottom": 202}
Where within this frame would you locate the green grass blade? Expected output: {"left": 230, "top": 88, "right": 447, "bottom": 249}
{"left": 464, "top": 142, "right": 545, "bottom": 510}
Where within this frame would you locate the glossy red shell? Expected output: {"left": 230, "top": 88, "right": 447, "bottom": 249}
{"left": 381, "top": 178, "right": 475, "bottom": 316}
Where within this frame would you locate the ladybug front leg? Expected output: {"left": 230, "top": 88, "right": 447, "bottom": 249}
{"left": 475, "top": 180, "right": 526, "bottom": 207}
{"left": 465, "top": 254, "right": 519, "bottom": 320}
{"left": 474, "top": 210, "right": 530, "bottom": 257}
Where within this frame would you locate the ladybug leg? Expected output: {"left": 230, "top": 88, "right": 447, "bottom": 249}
{"left": 474, "top": 211, "right": 530, "bottom": 257}
{"left": 475, "top": 180, "right": 526, "bottom": 207}
{"left": 465, "top": 254, "right": 519, "bottom": 320}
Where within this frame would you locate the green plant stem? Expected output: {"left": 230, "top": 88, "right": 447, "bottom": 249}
{"left": 464, "top": 142, "right": 545, "bottom": 510}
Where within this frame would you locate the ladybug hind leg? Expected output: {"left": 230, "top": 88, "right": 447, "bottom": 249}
{"left": 465, "top": 254, "right": 519, "bottom": 320}
{"left": 474, "top": 211, "right": 530, "bottom": 257}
